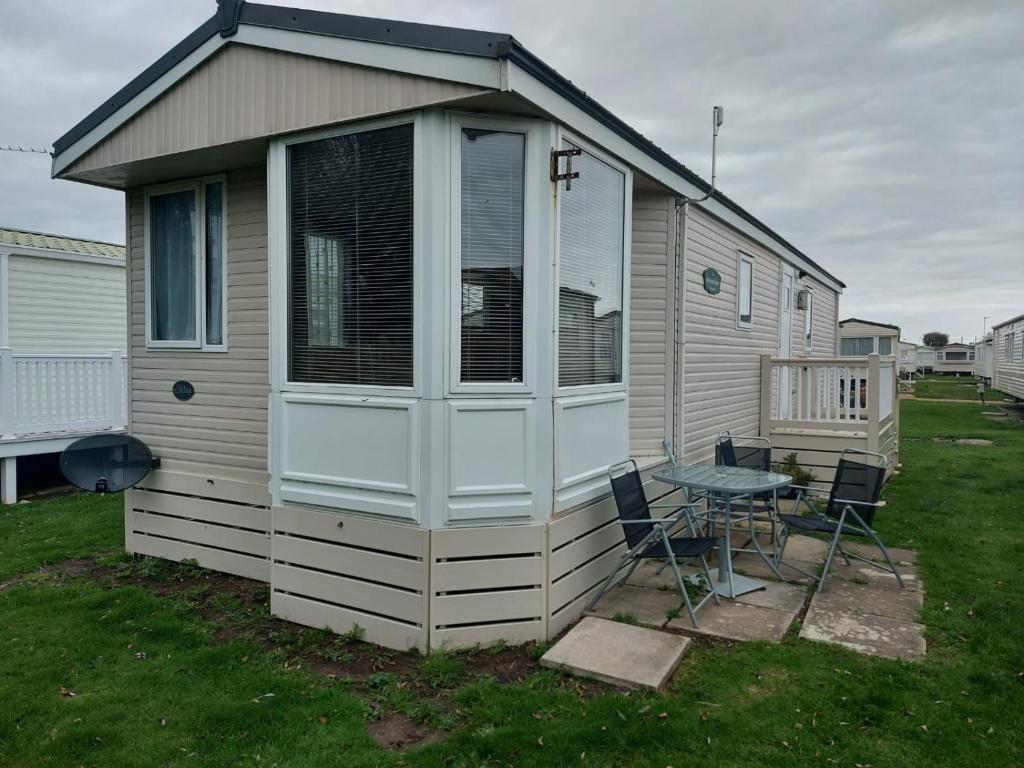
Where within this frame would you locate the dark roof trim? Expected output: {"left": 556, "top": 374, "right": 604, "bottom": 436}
{"left": 839, "top": 317, "right": 900, "bottom": 332}
{"left": 52, "top": 1, "right": 844, "bottom": 288}
{"left": 992, "top": 313, "right": 1024, "bottom": 329}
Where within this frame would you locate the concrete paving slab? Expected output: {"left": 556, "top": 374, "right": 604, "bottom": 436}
{"left": 781, "top": 534, "right": 829, "bottom": 563}
{"left": 810, "top": 579, "right": 922, "bottom": 623}
{"left": 841, "top": 541, "right": 917, "bottom": 565}
{"left": 666, "top": 600, "right": 797, "bottom": 643}
{"left": 827, "top": 560, "right": 922, "bottom": 591}
{"left": 626, "top": 560, "right": 699, "bottom": 590}
{"left": 585, "top": 584, "right": 683, "bottom": 627}
{"left": 731, "top": 553, "right": 817, "bottom": 585}
{"left": 541, "top": 616, "right": 690, "bottom": 690}
{"left": 800, "top": 604, "right": 926, "bottom": 660}
{"left": 734, "top": 580, "right": 809, "bottom": 613}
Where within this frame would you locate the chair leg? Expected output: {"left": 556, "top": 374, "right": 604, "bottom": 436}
{"left": 587, "top": 553, "right": 632, "bottom": 610}
{"left": 863, "top": 527, "right": 905, "bottom": 588}
{"left": 662, "top": 534, "right": 699, "bottom": 628}
{"left": 817, "top": 511, "right": 849, "bottom": 594}
{"left": 699, "top": 555, "right": 721, "bottom": 605}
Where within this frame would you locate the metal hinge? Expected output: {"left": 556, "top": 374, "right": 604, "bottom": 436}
{"left": 550, "top": 147, "right": 582, "bottom": 190}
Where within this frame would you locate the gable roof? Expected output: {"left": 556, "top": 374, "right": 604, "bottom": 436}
{"left": 0, "top": 227, "right": 124, "bottom": 260}
{"left": 839, "top": 317, "right": 900, "bottom": 332}
{"left": 52, "top": 1, "right": 844, "bottom": 289}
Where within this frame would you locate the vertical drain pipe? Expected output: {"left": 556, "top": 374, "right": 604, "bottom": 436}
{"left": 670, "top": 106, "right": 724, "bottom": 461}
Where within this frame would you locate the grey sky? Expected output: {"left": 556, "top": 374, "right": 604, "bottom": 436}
{"left": 2, "top": 0, "right": 1022, "bottom": 344}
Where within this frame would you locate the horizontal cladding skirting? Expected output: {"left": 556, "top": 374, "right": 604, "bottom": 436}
{"left": 270, "top": 505, "right": 430, "bottom": 651}
{"left": 429, "top": 524, "right": 546, "bottom": 649}
{"left": 126, "top": 166, "right": 270, "bottom": 486}
{"left": 126, "top": 486, "right": 271, "bottom": 581}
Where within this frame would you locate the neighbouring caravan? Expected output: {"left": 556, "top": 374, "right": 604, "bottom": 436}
{"left": 992, "top": 316, "right": 1024, "bottom": 399}
{"left": 898, "top": 341, "right": 917, "bottom": 380}
{"left": 0, "top": 228, "right": 127, "bottom": 503}
{"left": 839, "top": 318, "right": 899, "bottom": 358}
{"left": 933, "top": 343, "right": 975, "bottom": 376}
{"left": 974, "top": 334, "right": 993, "bottom": 384}
{"left": 916, "top": 345, "right": 936, "bottom": 373}
{"left": 52, "top": 1, "right": 887, "bottom": 651}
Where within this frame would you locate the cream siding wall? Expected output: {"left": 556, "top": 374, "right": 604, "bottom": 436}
{"left": 793, "top": 275, "right": 839, "bottom": 358}
{"left": 7, "top": 255, "right": 126, "bottom": 353}
{"left": 993, "top": 318, "right": 1024, "bottom": 399}
{"left": 679, "top": 207, "right": 784, "bottom": 463}
{"left": 68, "top": 44, "right": 488, "bottom": 177}
{"left": 127, "top": 166, "right": 270, "bottom": 490}
{"left": 628, "top": 192, "right": 673, "bottom": 456}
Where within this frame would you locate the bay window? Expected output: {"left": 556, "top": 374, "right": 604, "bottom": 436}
{"left": 287, "top": 123, "right": 414, "bottom": 386}
{"left": 558, "top": 141, "right": 626, "bottom": 387}
{"left": 145, "top": 177, "right": 227, "bottom": 349}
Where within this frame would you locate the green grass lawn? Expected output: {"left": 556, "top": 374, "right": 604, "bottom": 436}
{"left": 1, "top": 402, "right": 1022, "bottom": 767}
{"left": 911, "top": 373, "right": 1013, "bottom": 402}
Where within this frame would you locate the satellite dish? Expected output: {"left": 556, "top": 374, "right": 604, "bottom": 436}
{"left": 60, "top": 434, "right": 158, "bottom": 494}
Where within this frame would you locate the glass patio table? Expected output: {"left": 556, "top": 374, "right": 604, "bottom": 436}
{"left": 652, "top": 464, "right": 792, "bottom": 598}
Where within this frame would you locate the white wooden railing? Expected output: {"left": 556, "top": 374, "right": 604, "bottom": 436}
{"left": 761, "top": 353, "right": 895, "bottom": 426}
{"left": 0, "top": 348, "right": 127, "bottom": 439}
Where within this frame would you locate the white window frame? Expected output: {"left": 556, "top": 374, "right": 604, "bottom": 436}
{"left": 553, "top": 128, "right": 632, "bottom": 396}
{"left": 447, "top": 113, "right": 544, "bottom": 395}
{"left": 267, "top": 112, "right": 424, "bottom": 397}
{"left": 736, "top": 253, "right": 754, "bottom": 330}
{"left": 143, "top": 174, "right": 228, "bottom": 351}
{"left": 803, "top": 289, "right": 814, "bottom": 352}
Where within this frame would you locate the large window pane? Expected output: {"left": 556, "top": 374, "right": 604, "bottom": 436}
{"left": 150, "top": 189, "right": 197, "bottom": 342}
{"left": 204, "top": 181, "right": 225, "bottom": 346}
{"left": 558, "top": 143, "right": 625, "bottom": 387}
{"left": 878, "top": 336, "right": 892, "bottom": 355}
{"left": 460, "top": 129, "right": 525, "bottom": 383}
{"left": 288, "top": 124, "right": 414, "bottom": 386}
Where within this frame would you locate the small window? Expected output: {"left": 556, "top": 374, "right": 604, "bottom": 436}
{"left": 803, "top": 291, "right": 813, "bottom": 351}
{"left": 1007, "top": 333, "right": 1016, "bottom": 362}
{"left": 145, "top": 178, "right": 227, "bottom": 349}
{"left": 736, "top": 255, "right": 753, "bottom": 328}
{"left": 878, "top": 337, "right": 893, "bottom": 356}
{"left": 945, "top": 350, "right": 967, "bottom": 361}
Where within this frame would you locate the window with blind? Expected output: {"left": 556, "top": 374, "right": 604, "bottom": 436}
{"left": 878, "top": 336, "right": 893, "bottom": 355}
{"left": 803, "top": 292, "right": 814, "bottom": 351}
{"left": 841, "top": 337, "right": 874, "bottom": 356}
{"left": 459, "top": 128, "right": 525, "bottom": 383}
{"left": 287, "top": 124, "right": 414, "bottom": 386}
{"left": 145, "top": 178, "right": 226, "bottom": 349}
{"left": 737, "top": 255, "right": 753, "bottom": 328}
{"left": 557, "top": 143, "right": 625, "bottom": 387}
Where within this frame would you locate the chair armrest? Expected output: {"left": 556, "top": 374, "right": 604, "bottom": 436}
{"left": 834, "top": 498, "right": 885, "bottom": 508}
{"left": 618, "top": 514, "right": 688, "bottom": 528}
{"left": 790, "top": 484, "right": 828, "bottom": 496}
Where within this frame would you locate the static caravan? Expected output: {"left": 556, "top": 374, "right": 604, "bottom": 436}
{"left": 933, "top": 343, "right": 975, "bottom": 376}
{"left": 974, "top": 334, "right": 993, "bottom": 384}
{"left": 916, "top": 345, "right": 936, "bottom": 373}
{"left": 898, "top": 341, "right": 917, "bottom": 380}
{"left": 839, "top": 318, "right": 899, "bottom": 358}
{"left": 0, "top": 228, "right": 127, "bottom": 503}
{"left": 53, "top": 1, "right": 859, "bottom": 650}
{"left": 992, "top": 316, "right": 1024, "bottom": 399}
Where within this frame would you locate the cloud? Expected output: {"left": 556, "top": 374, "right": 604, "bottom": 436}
{"left": 1, "top": 0, "right": 1022, "bottom": 343}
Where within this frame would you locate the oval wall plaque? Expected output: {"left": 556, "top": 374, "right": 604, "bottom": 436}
{"left": 172, "top": 380, "right": 195, "bottom": 401}
{"left": 703, "top": 267, "right": 722, "bottom": 294}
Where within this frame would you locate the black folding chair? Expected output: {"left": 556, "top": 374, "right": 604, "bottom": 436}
{"left": 775, "top": 449, "right": 903, "bottom": 592}
{"left": 588, "top": 460, "right": 720, "bottom": 627}
{"left": 715, "top": 432, "right": 783, "bottom": 576}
